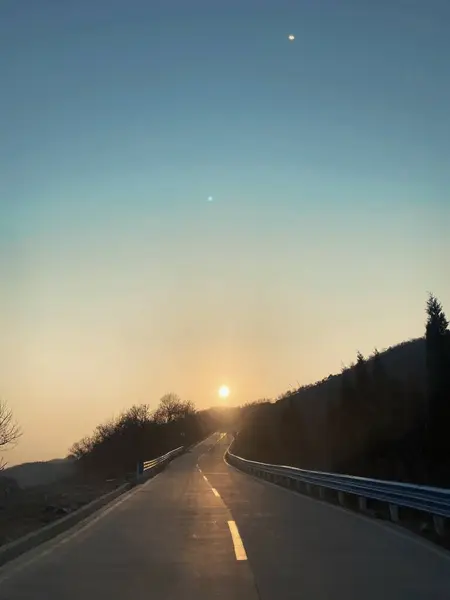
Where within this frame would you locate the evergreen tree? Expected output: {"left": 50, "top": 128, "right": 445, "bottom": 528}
{"left": 353, "top": 352, "right": 371, "bottom": 450}
{"left": 355, "top": 351, "right": 369, "bottom": 390}
{"left": 425, "top": 294, "right": 450, "bottom": 458}
{"left": 337, "top": 365, "right": 360, "bottom": 462}
{"left": 280, "top": 397, "right": 309, "bottom": 466}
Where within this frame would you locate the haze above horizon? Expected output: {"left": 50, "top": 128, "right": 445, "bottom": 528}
{"left": 1, "top": 0, "right": 449, "bottom": 465}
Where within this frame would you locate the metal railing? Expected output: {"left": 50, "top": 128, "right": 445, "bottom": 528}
{"left": 226, "top": 447, "right": 450, "bottom": 536}
{"left": 136, "top": 446, "right": 184, "bottom": 481}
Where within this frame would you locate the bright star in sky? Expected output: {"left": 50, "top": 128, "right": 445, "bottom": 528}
{"left": 288, "top": 34, "right": 295, "bottom": 41}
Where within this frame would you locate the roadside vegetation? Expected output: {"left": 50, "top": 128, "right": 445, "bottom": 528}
{"left": 234, "top": 294, "right": 450, "bottom": 487}
{"left": 68, "top": 393, "right": 217, "bottom": 478}
{"left": 0, "top": 394, "right": 218, "bottom": 548}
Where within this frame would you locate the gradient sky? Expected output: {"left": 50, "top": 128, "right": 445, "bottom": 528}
{"left": 1, "top": 0, "right": 449, "bottom": 465}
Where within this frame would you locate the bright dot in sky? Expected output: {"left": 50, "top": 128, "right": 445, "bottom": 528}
{"left": 218, "top": 385, "right": 230, "bottom": 399}
{"left": 288, "top": 34, "right": 295, "bottom": 41}
{"left": 207, "top": 196, "right": 213, "bottom": 202}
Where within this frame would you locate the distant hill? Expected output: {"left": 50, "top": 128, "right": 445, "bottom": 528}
{"left": 3, "top": 458, "right": 77, "bottom": 488}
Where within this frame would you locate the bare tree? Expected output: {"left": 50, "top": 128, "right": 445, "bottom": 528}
{"left": 152, "top": 393, "right": 195, "bottom": 424}
{"left": 116, "top": 404, "right": 152, "bottom": 429}
{"left": 0, "top": 399, "right": 21, "bottom": 471}
{"left": 68, "top": 436, "right": 94, "bottom": 460}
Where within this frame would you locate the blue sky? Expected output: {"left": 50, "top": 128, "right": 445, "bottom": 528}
{"left": 1, "top": 0, "right": 449, "bottom": 463}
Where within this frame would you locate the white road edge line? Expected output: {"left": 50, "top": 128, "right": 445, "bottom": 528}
{"left": 227, "top": 520, "right": 247, "bottom": 561}
{"left": 211, "top": 487, "right": 221, "bottom": 498}
{"left": 203, "top": 475, "right": 209, "bottom": 482}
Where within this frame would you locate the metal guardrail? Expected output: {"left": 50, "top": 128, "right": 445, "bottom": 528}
{"left": 136, "top": 446, "right": 184, "bottom": 481}
{"left": 226, "top": 447, "right": 450, "bottom": 536}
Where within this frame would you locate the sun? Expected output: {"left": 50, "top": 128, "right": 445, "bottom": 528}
{"left": 218, "top": 385, "right": 230, "bottom": 399}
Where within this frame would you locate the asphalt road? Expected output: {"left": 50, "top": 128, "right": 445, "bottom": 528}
{"left": 0, "top": 433, "right": 449, "bottom": 599}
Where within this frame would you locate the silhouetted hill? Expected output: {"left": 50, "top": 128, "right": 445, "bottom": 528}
{"left": 275, "top": 337, "right": 425, "bottom": 424}
{"left": 4, "top": 458, "right": 77, "bottom": 488}
{"left": 233, "top": 336, "right": 437, "bottom": 483}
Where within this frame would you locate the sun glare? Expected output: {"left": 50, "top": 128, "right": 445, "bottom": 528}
{"left": 218, "top": 385, "right": 230, "bottom": 399}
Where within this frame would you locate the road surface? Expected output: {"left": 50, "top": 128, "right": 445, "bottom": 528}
{"left": 0, "top": 433, "right": 449, "bottom": 599}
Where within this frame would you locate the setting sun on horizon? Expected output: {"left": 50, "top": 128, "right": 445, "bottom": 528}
{"left": 218, "top": 385, "right": 230, "bottom": 400}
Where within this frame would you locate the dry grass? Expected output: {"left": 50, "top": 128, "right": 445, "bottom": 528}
{"left": 0, "top": 475, "right": 125, "bottom": 547}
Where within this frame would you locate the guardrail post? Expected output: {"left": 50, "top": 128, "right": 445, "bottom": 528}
{"left": 318, "top": 487, "right": 325, "bottom": 499}
{"left": 389, "top": 504, "right": 399, "bottom": 523}
{"left": 306, "top": 483, "right": 312, "bottom": 495}
{"left": 136, "top": 461, "right": 143, "bottom": 480}
{"left": 358, "top": 497, "right": 367, "bottom": 512}
{"left": 338, "top": 491, "right": 346, "bottom": 506}
{"left": 433, "top": 515, "right": 445, "bottom": 537}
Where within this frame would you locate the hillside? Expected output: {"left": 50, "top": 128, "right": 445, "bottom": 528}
{"left": 233, "top": 334, "right": 445, "bottom": 485}
{"left": 275, "top": 337, "right": 425, "bottom": 423}
{"left": 3, "top": 458, "right": 77, "bottom": 489}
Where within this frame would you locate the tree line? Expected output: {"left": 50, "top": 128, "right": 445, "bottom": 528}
{"left": 68, "top": 393, "right": 216, "bottom": 478}
{"left": 234, "top": 294, "right": 450, "bottom": 486}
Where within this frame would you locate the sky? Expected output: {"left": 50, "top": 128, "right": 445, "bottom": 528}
{"left": 1, "top": 0, "right": 449, "bottom": 465}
